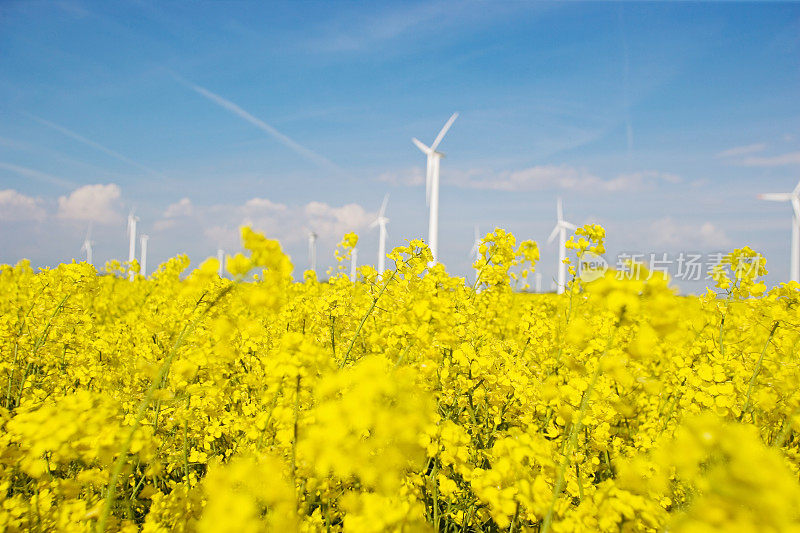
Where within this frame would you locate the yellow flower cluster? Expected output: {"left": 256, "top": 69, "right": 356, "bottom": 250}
{"left": 0, "top": 225, "right": 799, "bottom": 532}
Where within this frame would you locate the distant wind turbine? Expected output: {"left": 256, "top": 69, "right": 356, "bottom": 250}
{"left": 127, "top": 211, "right": 139, "bottom": 281}
{"left": 81, "top": 224, "right": 94, "bottom": 266}
{"left": 759, "top": 180, "right": 800, "bottom": 282}
{"left": 413, "top": 112, "right": 458, "bottom": 264}
{"left": 534, "top": 272, "right": 542, "bottom": 293}
{"left": 217, "top": 249, "right": 225, "bottom": 278}
{"left": 470, "top": 225, "right": 481, "bottom": 263}
{"left": 469, "top": 225, "right": 482, "bottom": 284}
{"left": 369, "top": 194, "right": 390, "bottom": 275}
{"left": 350, "top": 247, "right": 358, "bottom": 282}
{"left": 547, "top": 198, "right": 577, "bottom": 295}
{"left": 140, "top": 234, "right": 149, "bottom": 278}
{"left": 308, "top": 231, "right": 318, "bottom": 275}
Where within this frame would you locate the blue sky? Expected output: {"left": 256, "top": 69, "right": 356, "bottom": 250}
{"left": 1, "top": 1, "right": 799, "bottom": 292}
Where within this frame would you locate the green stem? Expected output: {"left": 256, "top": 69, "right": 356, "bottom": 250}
{"left": 339, "top": 270, "right": 396, "bottom": 368}
{"left": 509, "top": 502, "right": 520, "bottom": 533}
{"left": 431, "top": 461, "right": 440, "bottom": 532}
{"left": 291, "top": 374, "right": 301, "bottom": 512}
{"left": 183, "top": 400, "right": 190, "bottom": 486}
{"left": 330, "top": 316, "right": 336, "bottom": 359}
{"left": 12, "top": 295, "right": 70, "bottom": 408}
{"left": 96, "top": 285, "right": 232, "bottom": 532}
{"left": 740, "top": 321, "right": 779, "bottom": 421}
{"left": 542, "top": 326, "right": 617, "bottom": 533}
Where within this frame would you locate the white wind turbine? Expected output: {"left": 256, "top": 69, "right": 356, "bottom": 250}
{"left": 413, "top": 112, "right": 459, "bottom": 264}
{"left": 350, "top": 247, "right": 358, "bottom": 282}
{"left": 127, "top": 211, "right": 139, "bottom": 281}
{"left": 759, "top": 180, "right": 800, "bottom": 282}
{"left": 370, "top": 194, "right": 390, "bottom": 275}
{"left": 140, "top": 234, "right": 149, "bottom": 278}
{"left": 469, "top": 225, "right": 482, "bottom": 263}
{"left": 81, "top": 224, "right": 94, "bottom": 266}
{"left": 547, "top": 198, "right": 577, "bottom": 294}
{"left": 217, "top": 248, "right": 225, "bottom": 278}
{"left": 469, "top": 225, "right": 482, "bottom": 284}
{"left": 308, "top": 231, "right": 318, "bottom": 274}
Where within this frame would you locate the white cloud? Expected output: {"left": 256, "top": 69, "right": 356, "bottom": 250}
{"left": 716, "top": 143, "right": 767, "bottom": 158}
{"left": 163, "top": 197, "right": 194, "bottom": 218}
{"left": 57, "top": 184, "right": 122, "bottom": 224}
{"left": 304, "top": 201, "right": 374, "bottom": 239}
{"left": 155, "top": 196, "right": 374, "bottom": 250}
{"left": 647, "top": 217, "right": 731, "bottom": 248}
{"left": 0, "top": 190, "right": 46, "bottom": 221}
{"left": 377, "top": 166, "right": 425, "bottom": 186}
{"left": 448, "top": 165, "right": 680, "bottom": 192}
{"left": 738, "top": 151, "right": 800, "bottom": 167}
{"left": 243, "top": 197, "right": 288, "bottom": 212}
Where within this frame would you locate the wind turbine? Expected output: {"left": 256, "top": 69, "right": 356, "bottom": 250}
{"left": 140, "top": 234, "right": 149, "bottom": 278}
{"left": 759, "top": 180, "right": 800, "bottom": 282}
{"left": 469, "top": 225, "right": 482, "bottom": 284}
{"left": 412, "top": 112, "right": 458, "bottom": 264}
{"left": 547, "top": 198, "right": 577, "bottom": 294}
{"left": 127, "top": 211, "right": 139, "bottom": 281}
{"left": 308, "top": 231, "right": 318, "bottom": 274}
{"left": 350, "top": 247, "right": 358, "bottom": 282}
{"left": 370, "top": 194, "right": 390, "bottom": 275}
{"left": 469, "top": 225, "right": 481, "bottom": 263}
{"left": 217, "top": 248, "right": 225, "bottom": 278}
{"left": 81, "top": 224, "right": 94, "bottom": 266}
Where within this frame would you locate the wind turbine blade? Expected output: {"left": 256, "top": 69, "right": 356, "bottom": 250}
{"left": 793, "top": 196, "right": 800, "bottom": 219}
{"left": 547, "top": 225, "right": 560, "bottom": 244}
{"left": 379, "top": 193, "right": 389, "bottom": 218}
{"left": 562, "top": 221, "right": 578, "bottom": 232}
{"left": 369, "top": 219, "right": 379, "bottom": 229}
{"left": 412, "top": 138, "right": 431, "bottom": 154}
{"left": 758, "top": 193, "right": 793, "bottom": 202}
{"left": 430, "top": 112, "right": 459, "bottom": 151}
{"left": 793, "top": 180, "right": 800, "bottom": 197}
{"left": 557, "top": 197, "right": 563, "bottom": 222}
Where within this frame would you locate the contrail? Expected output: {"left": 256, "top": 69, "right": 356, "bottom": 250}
{"left": 22, "top": 112, "right": 164, "bottom": 178}
{"left": 618, "top": 6, "right": 634, "bottom": 161}
{"left": 174, "top": 75, "right": 340, "bottom": 172}
{"left": 0, "top": 161, "right": 77, "bottom": 189}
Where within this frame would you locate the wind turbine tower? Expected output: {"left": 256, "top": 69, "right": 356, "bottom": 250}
{"left": 547, "top": 198, "right": 577, "bottom": 295}
{"left": 470, "top": 225, "right": 481, "bottom": 263}
{"left": 81, "top": 225, "right": 94, "bottom": 266}
{"left": 370, "top": 194, "right": 390, "bottom": 275}
{"left": 140, "top": 234, "right": 149, "bottom": 278}
{"left": 350, "top": 247, "right": 358, "bottom": 282}
{"left": 412, "top": 112, "right": 458, "bottom": 264}
{"left": 308, "top": 231, "right": 318, "bottom": 275}
{"left": 469, "top": 225, "right": 482, "bottom": 284}
{"left": 759, "top": 179, "right": 800, "bottom": 282}
{"left": 217, "top": 248, "right": 225, "bottom": 278}
{"left": 127, "top": 211, "right": 139, "bottom": 281}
